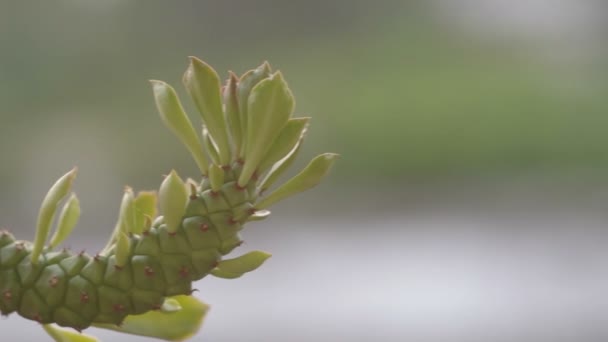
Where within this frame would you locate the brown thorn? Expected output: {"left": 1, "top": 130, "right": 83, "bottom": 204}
{"left": 144, "top": 266, "right": 155, "bottom": 277}
{"left": 228, "top": 217, "right": 238, "bottom": 225}
{"left": 200, "top": 223, "right": 209, "bottom": 232}
{"left": 113, "top": 304, "right": 126, "bottom": 312}
{"left": 3, "top": 290, "right": 12, "bottom": 301}
{"left": 48, "top": 276, "right": 59, "bottom": 288}
{"left": 80, "top": 292, "right": 89, "bottom": 304}
{"left": 178, "top": 266, "right": 190, "bottom": 278}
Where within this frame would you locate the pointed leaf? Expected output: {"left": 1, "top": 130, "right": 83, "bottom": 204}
{"left": 32, "top": 167, "right": 78, "bottom": 264}
{"left": 114, "top": 231, "right": 131, "bottom": 268}
{"left": 183, "top": 57, "right": 231, "bottom": 165}
{"left": 43, "top": 324, "right": 99, "bottom": 342}
{"left": 211, "top": 250, "right": 271, "bottom": 279}
{"left": 48, "top": 193, "right": 81, "bottom": 249}
{"left": 258, "top": 140, "right": 303, "bottom": 193}
{"left": 257, "top": 117, "right": 309, "bottom": 174}
{"left": 151, "top": 80, "right": 209, "bottom": 175}
{"left": 224, "top": 71, "right": 241, "bottom": 156}
{"left": 236, "top": 62, "right": 272, "bottom": 158}
{"left": 119, "top": 187, "right": 136, "bottom": 234}
{"left": 94, "top": 295, "right": 209, "bottom": 342}
{"left": 238, "top": 72, "right": 294, "bottom": 187}
{"left": 159, "top": 170, "right": 188, "bottom": 233}
{"left": 256, "top": 153, "right": 338, "bottom": 209}
{"left": 202, "top": 126, "right": 220, "bottom": 165}
{"left": 133, "top": 191, "right": 157, "bottom": 234}
{"left": 208, "top": 164, "right": 224, "bottom": 193}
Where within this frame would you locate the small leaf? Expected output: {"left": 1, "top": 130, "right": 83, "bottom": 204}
{"left": 43, "top": 324, "right": 99, "bottom": 342}
{"left": 151, "top": 80, "right": 209, "bottom": 175}
{"left": 159, "top": 170, "right": 188, "bottom": 233}
{"left": 238, "top": 72, "right": 294, "bottom": 187}
{"left": 236, "top": 62, "right": 272, "bottom": 158}
{"left": 100, "top": 188, "right": 135, "bottom": 255}
{"left": 119, "top": 187, "right": 136, "bottom": 234}
{"left": 224, "top": 71, "right": 241, "bottom": 156}
{"left": 48, "top": 193, "right": 81, "bottom": 249}
{"left": 183, "top": 57, "right": 231, "bottom": 165}
{"left": 257, "top": 117, "right": 309, "bottom": 175}
{"left": 208, "top": 164, "right": 224, "bottom": 193}
{"left": 133, "top": 191, "right": 158, "bottom": 234}
{"left": 94, "top": 295, "right": 209, "bottom": 342}
{"left": 32, "top": 167, "right": 78, "bottom": 264}
{"left": 202, "top": 126, "right": 220, "bottom": 165}
{"left": 114, "top": 231, "right": 131, "bottom": 268}
{"left": 211, "top": 250, "right": 271, "bottom": 279}
{"left": 256, "top": 153, "right": 339, "bottom": 209}
{"left": 258, "top": 140, "right": 303, "bottom": 193}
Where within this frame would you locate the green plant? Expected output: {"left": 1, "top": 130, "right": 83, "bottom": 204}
{"left": 0, "top": 57, "right": 337, "bottom": 341}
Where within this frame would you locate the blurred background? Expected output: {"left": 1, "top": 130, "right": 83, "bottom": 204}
{"left": 1, "top": 1, "right": 608, "bottom": 341}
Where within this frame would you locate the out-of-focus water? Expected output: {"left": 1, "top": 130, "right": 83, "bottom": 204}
{"left": 2, "top": 193, "right": 607, "bottom": 341}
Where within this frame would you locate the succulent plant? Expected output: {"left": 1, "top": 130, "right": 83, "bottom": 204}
{"left": 0, "top": 57, "right": 337, "bottom": 341}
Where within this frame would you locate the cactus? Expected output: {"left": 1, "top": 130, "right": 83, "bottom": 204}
{"left": 0, "top": 57, "right": 337, "bottom": 341}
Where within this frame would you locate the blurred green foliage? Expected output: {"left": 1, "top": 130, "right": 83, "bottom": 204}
{"left": 1, "top": 1, "right": 607, "bottom": 187}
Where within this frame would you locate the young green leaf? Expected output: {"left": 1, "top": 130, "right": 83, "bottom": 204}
{"left": 48, "top": 193, "right": 81, "bottom": 249}
{"left": 202, "top": 126, "right": 220, "bottom": 165}
{"left": 236, "top": 62, "right": 272, "bottom": 158}
{"left": 151, "top": 80, "right": 209, "bottom": 175}
{"left": 119, "top": 187, "right": 136, "bottom": 234}
{"left": 238, "top": 72, "right": 294, "bottom": 187}
{"left": 257, "top": 117, "right": 309, "bottom": 174}
{"left": 210, "top": 250, "right": 271, "bottom": 279}
{"left": 256, "top": 153, "right": 339, "bottom": 209}
{"left": 208, "top": 164, "right": 224, "bottom": 193}
{"left": 94, "top": 295, "right": 209, "bottom": 341}
{"left": 114, "top": 231, "right": 131, "bottom": 268}
{"left": 133, "top": 191, "right": 157, "bottom": 234}
{"left": 224, "top": 71, "right": 241, "bottom": 156}
{"left": 31, "top": 167, "right": 78, "bottom": 264}
{"left": 183, "top": 57, "right": 231, "bottom": 165}
{"left": 159, "top": 170, "right": 188, "bottom": 233}
{"left": 43, "top": 324, "right": 99, "bottom": 342}
{"left": 258, "top": 140, "right": 303, "bottom": 193}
